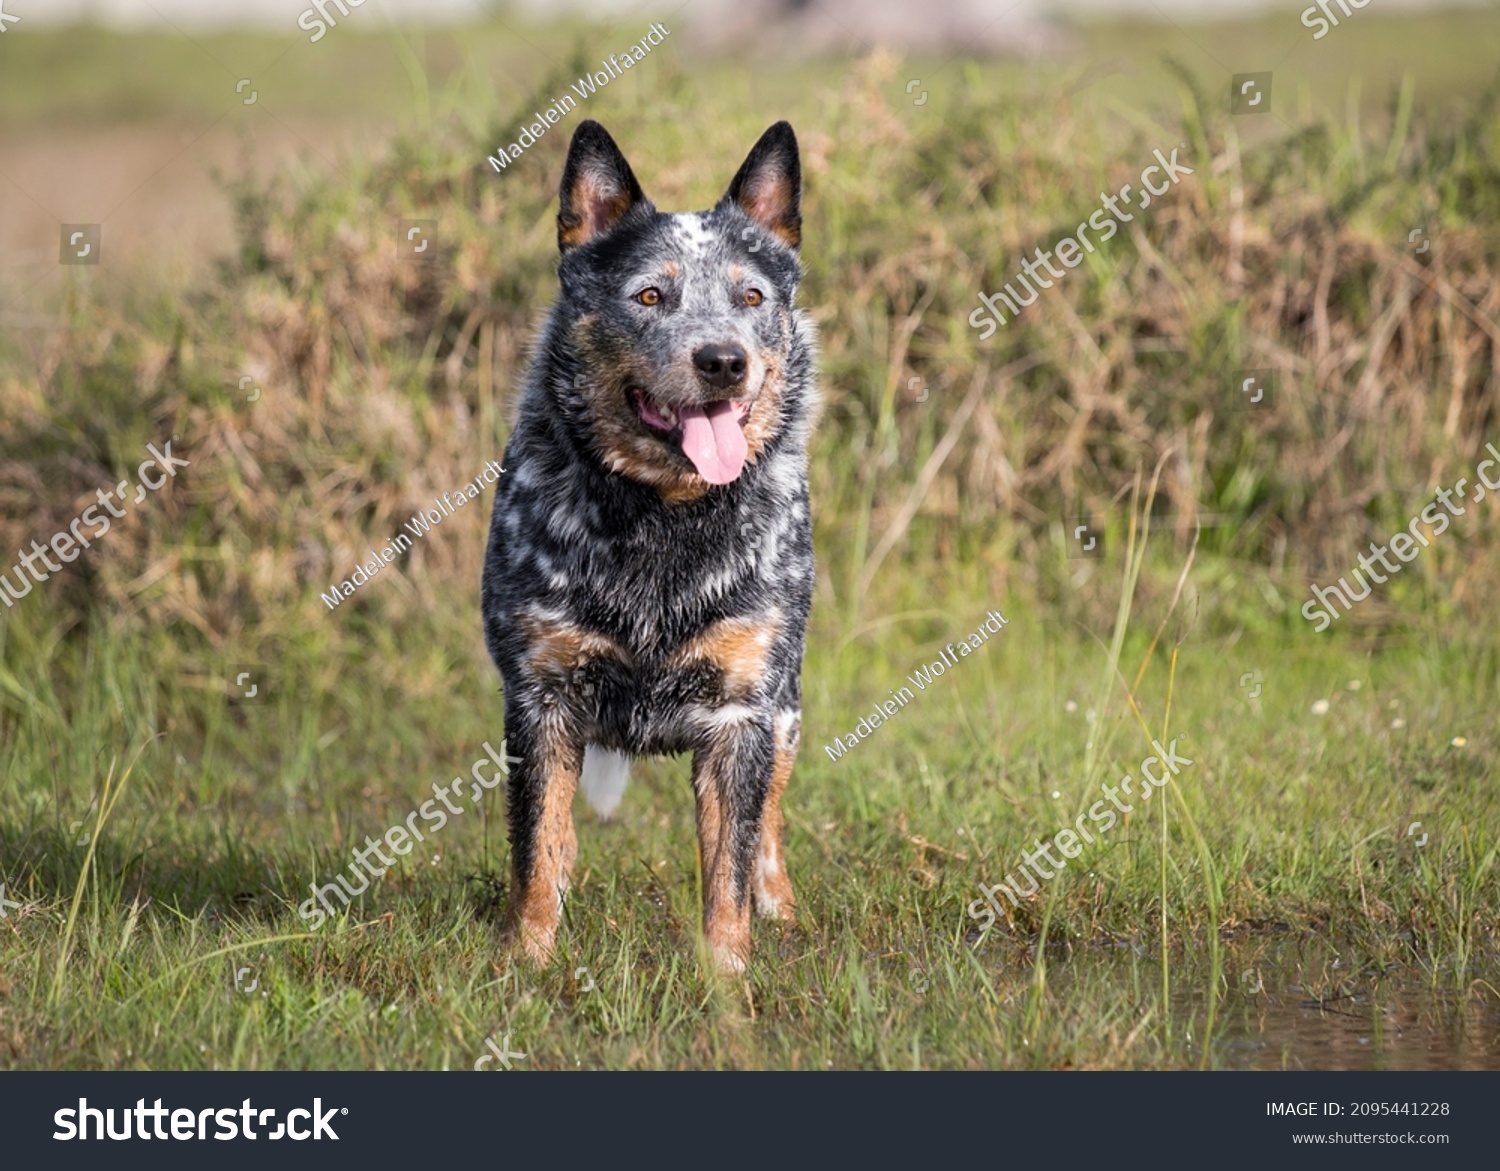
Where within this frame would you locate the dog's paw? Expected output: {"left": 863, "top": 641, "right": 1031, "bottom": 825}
{"left": 704, "top": 912, "right": 752, "bottom": 974}
{"left": 520, "top": 933, "right": 556, "bottom": 966}
{"left": 505, "top": 919, "right": 559, "bottom": 966}
{"left": 710, "top": 941, "right": 749, "bottom": 975}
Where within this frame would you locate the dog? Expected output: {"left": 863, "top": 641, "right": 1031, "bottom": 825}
{"left": 480, "top": 119, "right": 817, "bottom": 972}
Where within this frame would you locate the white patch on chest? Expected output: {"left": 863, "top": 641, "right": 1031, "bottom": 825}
{"left": 688, "top": 702, "right": 757, "bottom": 731}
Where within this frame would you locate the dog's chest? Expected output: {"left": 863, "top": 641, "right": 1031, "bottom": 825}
{"left": 530, "top": 526, "right": 759, "bottom": 658}
{"left": 504, "top": 469, "right": 790, "bottom": 639}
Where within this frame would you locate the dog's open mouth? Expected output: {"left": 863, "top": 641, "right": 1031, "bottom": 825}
{"left": 631, "top": 388, "right": 752, "bottom": 485}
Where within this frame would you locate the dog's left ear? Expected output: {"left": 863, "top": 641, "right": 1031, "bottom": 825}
{"left": 720, "top": 121, "right": 801, "bottom": 249}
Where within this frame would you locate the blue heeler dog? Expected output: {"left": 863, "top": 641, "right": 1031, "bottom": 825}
{"left": 481, "top": 120, "right": 816, "bottom": 971}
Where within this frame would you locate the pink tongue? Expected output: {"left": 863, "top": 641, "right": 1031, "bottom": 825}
{"left": 678, "top": 401, "right": 748, "bottom": 485}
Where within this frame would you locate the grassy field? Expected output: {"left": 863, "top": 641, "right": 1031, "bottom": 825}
{"left": 1, "top": 9, "right": 1499, "bottom": 1069}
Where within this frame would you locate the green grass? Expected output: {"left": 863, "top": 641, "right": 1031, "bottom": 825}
{"left": 2, "top": 12, "right": 1499, "bottom": 1069}
{"left": 3, "top": 516, "right": 1497, "bottom": 1069}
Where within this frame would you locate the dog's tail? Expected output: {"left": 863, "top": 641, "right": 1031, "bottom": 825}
{"left": 579, "top": 745, "right": 631, "bottom": 818}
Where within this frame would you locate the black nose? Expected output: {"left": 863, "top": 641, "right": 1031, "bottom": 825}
{"left": 693, "top": 343, "right": 748, "bottom": 390}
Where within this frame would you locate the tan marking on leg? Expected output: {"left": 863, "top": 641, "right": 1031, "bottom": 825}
{"left": 694, "top": 750, "right": 751, "bottom": 972}
{"left": 753, "top": 737, "right": 797, "bottom": 922}
{"left": 672, "top": 612, "right": 783, "bottom": 700}
{"left": 517, "top": 611, "right": 633, "bottom": 679}
{"left": 511, "top": 742, "right": 582, "bottom": 965}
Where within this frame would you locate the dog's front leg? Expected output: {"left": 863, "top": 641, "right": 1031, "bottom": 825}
{"left": 503, "top": 694, "right": 584, "bottom": 965}
{"left": 691, "top": 718, "right": 775, "bottom": 972}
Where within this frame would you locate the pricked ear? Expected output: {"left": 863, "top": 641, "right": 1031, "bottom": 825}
{"left": 557, "top": 121, "right": 649, "bottom": 252}
{"left": 721, "top": 121, "right": 802, "bottom": 249}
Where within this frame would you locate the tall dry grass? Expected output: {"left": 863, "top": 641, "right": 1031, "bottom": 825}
{"left": 2, "top": 52, "right": 1498, "bottom": 663}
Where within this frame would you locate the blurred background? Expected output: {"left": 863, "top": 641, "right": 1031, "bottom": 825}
{"left": 5, "top": 0, "right": 1499, "bottom": 617}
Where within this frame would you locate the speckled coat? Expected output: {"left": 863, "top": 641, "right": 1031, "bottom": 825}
{"left": 481, "top": 120, "right": 817, "bottom": 971}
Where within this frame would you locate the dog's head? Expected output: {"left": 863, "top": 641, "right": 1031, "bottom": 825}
{"left": 548, "top": 120, "right": 811, "bottom": 501}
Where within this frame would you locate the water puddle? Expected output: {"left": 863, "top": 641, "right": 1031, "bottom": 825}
{"left": 1049, "top": 938, "right": 1500, "bottom": 1069}
{"left": 1214, "top": 967, "right": 1499, "bottom": 1070}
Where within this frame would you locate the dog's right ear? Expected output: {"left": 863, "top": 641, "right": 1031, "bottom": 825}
{"left": 557, "top": 121, "right": 649, "bottom": 252}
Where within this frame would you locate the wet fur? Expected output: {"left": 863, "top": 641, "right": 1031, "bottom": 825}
{"left": 481, "top": 120, "right": 817, "bottom": 971}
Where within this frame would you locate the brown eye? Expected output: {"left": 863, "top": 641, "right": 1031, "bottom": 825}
{"left": 637, "top": 287, "right": 662, "bottom": 306}
{"left": 743, "top": 289, "right": 764, "bottom": 307}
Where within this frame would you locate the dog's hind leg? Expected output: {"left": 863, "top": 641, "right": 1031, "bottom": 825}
{"left": 752, "top": 709, "right": 799, "bottom": 923}
{"left": 503, "top": 696, "right": 583, "bottom": 965}
{"left": 691, "top": 718, "right": 776, "bottom": 972}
